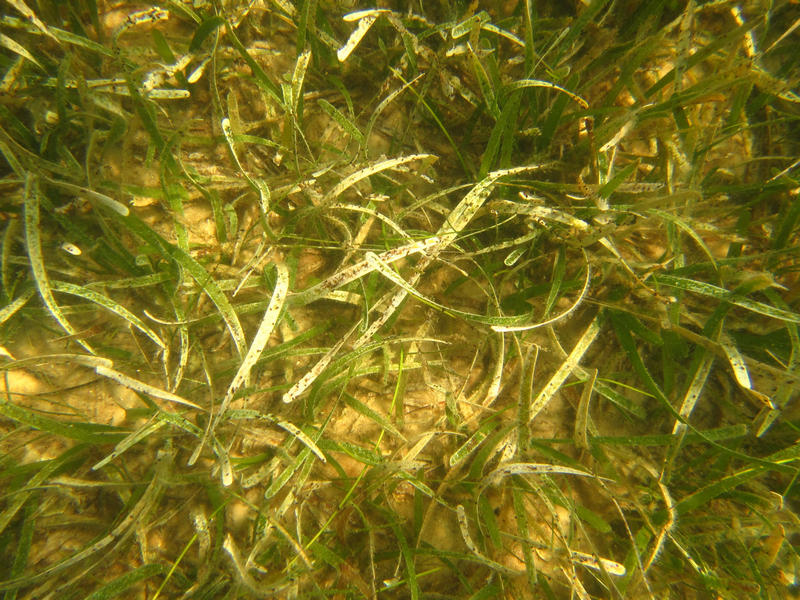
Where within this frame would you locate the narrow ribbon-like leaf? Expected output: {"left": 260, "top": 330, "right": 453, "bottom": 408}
{"left": 24, "top": 174, "right": 93, "bottom": 354}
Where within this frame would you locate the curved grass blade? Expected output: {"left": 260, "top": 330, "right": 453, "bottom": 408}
{"left": 363, "top": 72, "right": 423, "bottom": 157}
{"left": 0, "top": 445, "right": 87, "bottom": 539}
{"left": 0, "top": 287, "right": 35, "bottom": 326}
{"left": 588, "top": 376, "right": 646, "bottom": 419}
{"left": 455, "top": 504, "right": 520, "bottom": 576}
{"left": 343, "top": 392, "right": 405, "bottom": 441}
{"left": 671, "top": 350, "right": 714, "bottom": 436}
{"left": 611, "top": 310, "right": 796, "bottom": 472}
{"left": 189, "top": 15, "right": 224, "bottom": 52}
{"left": 544, "top": 246, "right": 567, "bottom": 318}
{"left": 42, "top": 177, "right": 129, "bottom": 216}
{"left": 1, "top": 447, "right": 171, "bottom": 592}
{"left": 575, "top": 368, "right": 597, "bottom": 450}
{"left": 569, "top": 550, "right": 626, "bottom": 577}
{"left": 5, "top": 487, "right": 36, "bottom": 596}
{"left": 23, "top": 174, "right": 93, "bottom": 354}
{"left": 222, "top": 534, "right": 294, "bottom": 597}
{"left": 168, "top": 299, "right": 190, "bottom": 392}
{"left": 92, "top": 419, "right": 166, "bottom": 471}
{"left": 482, "top": 332, "right": 505, "bottom": 407}
{"left": 215, "top": 262, "right": 289, "bottom": 421}
{"left": 442, "top": 164, "right": 550, "bottom": 239}
{"left": 264, "top": 448, "right": 313, "bottom": 499}
{"left": 677, "top": 441, "right": 800, "bottom": 516}
{"left": 94, "top": 364, "right": 203, "bottom": 411}
{"left": 337, "top": 11, "right": 382, "bottom": 62}
{"left": 290, "top": 236, "right": 441, "bottom": 305}
{"left": 365, "top": 250, "right": 591, "bottom": 330}
{"left": 507, "top": 78, "right": 589, "bottom": 109}
{"left": 221, "top": 116, "right": 271, "bottom": 215}
{"left": 317, "top": 99, "right": 364, "bottom": 145}
{"left": 224, "top": 19, "right": 282, "bottom": 105}
{"left": 0, "top": 397, "right": 124, "bottom": 444}
{"left": 49, "top": 280, "right": 164, "bottom": 350}
{"left": 0, "top": 353, "right": 113, "bottom": 372}
{"left": 82, "top": 564, "right": 166, "bottom": 600}
{"left": 648, "top": 209, "right": 718, "bottom": 271}
{"left": 449, "top": 418, "right": 500, "bottom": 468}
{"left": 652, "top": 274, "right": 800, "bottom": 324}
{"left": 0, "top": 32, "right": 44, "bottom": 70}
{"left": 675, "top": 465, "right": 768, "bottom": 517}
{"left": 285, "top": 165, "right": 552, "bottom": 403}
{"left": 527, "top": 316, "right": 601, "bottom": 423}
{"left": 282, "top": 322, "right": 357, "bottom": 403}
{"left": 226, "top": 408, "right": 326, "bottom": 463}
{"left": 6, "top": 0, "right": 57, "bottom": 41}
{"left": 330, "top": 203, "right": 414, "bottom": 241}
{"left": 117, "top": 212, "right": 246, "bottom": 358}
{"left": 388, "top": 517, "right": 419, "bottom": 600}
{"left": 482, "top": 462, "right": 610, "bottom": 487}
{"left": 321, "top": 154, "right": 436, "bottom": 205}
{"left": 290, "top": 48, "right": 312, "bottom": 118}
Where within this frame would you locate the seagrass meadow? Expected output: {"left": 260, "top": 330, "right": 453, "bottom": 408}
{"left": 1, "top": 0, "right": 800, "bottom": 598}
